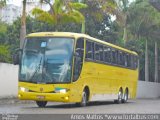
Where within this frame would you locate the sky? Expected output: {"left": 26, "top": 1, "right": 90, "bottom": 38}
{"left": 8, "top": 0, "right": 135, "bottom": 7}
{"left": 7, "top": 0, "right": 22, "bottom": 6}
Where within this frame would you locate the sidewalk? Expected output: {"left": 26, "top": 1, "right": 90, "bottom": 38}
{"left": 0, "top": 97, "right": 33, "bottom": 105}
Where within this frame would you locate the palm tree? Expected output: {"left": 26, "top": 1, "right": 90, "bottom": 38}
{"left": 112, "top": 0, "right": 130, "bottom": 44}
{"left": 149, "top": 0, "right": 160, "bottom": 83}
{"left": 79, "top": 0, "right": 117, "bottom": 33}
{"left": 127, "top": 0, "right": 160, "bottom": 82}
{"left": 20, "top": 0, "right": 26, "bottom": 48}
{"left": 32, "top": 0, "right": 87, "bottom": 32}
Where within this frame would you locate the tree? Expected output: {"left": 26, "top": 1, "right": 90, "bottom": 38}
{"left": 127, "top": 0, "right": 160, "bottom": 82}
{"left": 0, "top": 45, "right": 11, "bottom": 62}
{"left": 20, "top": 0, "right": 26, "bottom": 48}
{"left": 149, "top": 0, "right": 160, "bottom": 82}
{"left": 149, "top": 0, "right": 160, "bottom": 11}
{"left": 77, "top": 0, "right": 117, "bottom": 34}
{"left": 112, "top": 0, "right": 131, "bottom": 44}
{"left": 32, "top": 0, "right": 87, "bottom": 32}
{"left": 0, "top": 0, "right": 6, "bottom": 9}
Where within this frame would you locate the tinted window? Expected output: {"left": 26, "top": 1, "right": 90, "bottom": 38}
{"left": 95, "top": 44, "right": 100, "bottom": 61}
{"left": 131, "top": 55, "right": 134, "bottom": 69}
{"left": 86, "top": 40, "right": 94, "bottom": 60}
{"left": 99, "top": 45, "right": 104, "bottom": 61}
{"left": 119, "top": 51, "right": 124, "bottom": 66}
{"left": 126, "top": 54, "right": 131, "bottom": 67}
{"left": 134, "top": 56, "right": 138, "bottom": 69}
{"left": 112, "top": 49, "right": 118, "bottom": 64}
{"left": 73, "top": 38, "right": 84, "bottom": 82}
{"left": 104, "top": 46, "right": 111, "bottom": 63}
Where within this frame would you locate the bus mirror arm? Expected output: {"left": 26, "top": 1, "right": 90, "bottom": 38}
{"left": 13, "top": 48, "right": 22, "bottom": 65}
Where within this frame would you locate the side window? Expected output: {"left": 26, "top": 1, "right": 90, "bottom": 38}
{"left": 131, "top": 55, "right": 134, "bottom": 69}
{"left": 112, "top": 48, "right": 118, "bottom": 64}
{"left": 126, "top": 54, "right": 131, "bottom": 67}
{"left": 99, "top": 45, "right": 104, "bottom": 61}
{"left": 134, "top": 56, "right": 138, "bottom": 69}
{"left": 73, "top": 38, "right": 84, "bottom": 82}
{"left": 122, "top": 52, "right": 126, "bottom": 66}
{"left": 104, "top": 46, "right": 111, "bottom": 63}
{"left": 124, "top": 53, "right": 128, "bottom": 67}
{"left": 119, "top": 51, "right": 123, "bottom": 66}
{"left": 86, "top": 40, "right": 94, "bottom": 60}
{"left": 95, "top": 43, "right": 100, "bottom": 61}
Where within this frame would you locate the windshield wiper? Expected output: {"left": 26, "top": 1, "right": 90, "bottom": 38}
{"left": 29, "top": 56, "right": 42, "bottom": 82}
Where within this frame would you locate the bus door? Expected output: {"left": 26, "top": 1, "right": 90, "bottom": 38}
{"left": 71, "top": 38, "right": 85, "bottom": 101}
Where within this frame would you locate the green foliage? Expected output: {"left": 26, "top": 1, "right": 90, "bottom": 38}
{"left": 69, "top": 2, "right": 87, "bottom": 10}
{"left": 0, "top": 0, "right": 6, "bottom": 8}
{"left": 125, "top": 0, "right": 160, "bottom": 81}
{"left": 0, "top": 45, "right": 11, "bottom": 63}
{"left": 32, "top": 8, "right": 56, "bottom": 24}
{"left": 32, "top": 0, "right": 87, "bottom": 28}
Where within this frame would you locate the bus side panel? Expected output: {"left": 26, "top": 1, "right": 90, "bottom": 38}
{"left": 80, "top": 61, "right": 138, "bottom": 101}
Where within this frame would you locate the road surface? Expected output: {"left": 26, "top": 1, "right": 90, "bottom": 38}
{"left": 0, "top": 99, "right": 160, "bottom": 114}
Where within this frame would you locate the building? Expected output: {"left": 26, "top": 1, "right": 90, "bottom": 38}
{"left": 0, "top": 0, "right": 49, "bottom": 24}
{"left": 0, "top": 4, "right": 21, "bottom": 24}
{"left": 26, "top": 0, "right": 49, "bottom": 16}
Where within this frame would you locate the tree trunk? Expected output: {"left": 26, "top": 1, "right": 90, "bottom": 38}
{"left": 123, "top": 26, "right": 128, "bottom": 44}
{"left": 155, "top": 41, "right": 158, "bottom": 82}
{"left": 81, "top": 20, "right": 85, "bottom": 34}
{"left": 20, "top": 0, "right": 26, "bottom": 48}
{"left": 145, "top": 39, "right": 149, "bottom": 82}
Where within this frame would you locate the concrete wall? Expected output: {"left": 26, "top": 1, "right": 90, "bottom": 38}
{"left": 136, "top": 81, "right": 160, "bottom": 98}
{"left": 0, "top": 63, "right": 160, "bottom": 98}
{"left": 0, "top": 63, "right": 18, "bottom": 98}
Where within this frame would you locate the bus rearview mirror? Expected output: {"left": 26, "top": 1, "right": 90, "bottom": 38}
{"left": 13, "top": 48, "right": 22, "bottom": 65}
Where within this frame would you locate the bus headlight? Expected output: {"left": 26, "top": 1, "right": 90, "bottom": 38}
{"left": 19, "top": 87, "right": 29, "bottom": 92}
{"left": 55, "top": 88, "right": 69, "bottom": 93}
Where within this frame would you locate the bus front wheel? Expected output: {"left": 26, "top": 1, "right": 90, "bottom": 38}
{"left": 76, "top": 90, "right": 88, "bottom": 107}
{"left": 36, "top": 101, "right": 47, "bottom": 107}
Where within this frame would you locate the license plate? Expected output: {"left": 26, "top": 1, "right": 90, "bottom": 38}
{"left": 37, "top": 95, "right": 45, "bottom": 99}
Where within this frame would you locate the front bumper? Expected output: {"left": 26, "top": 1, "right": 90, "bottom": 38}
{"left": 18, "top": 91, "right": 70, "bottom": 102}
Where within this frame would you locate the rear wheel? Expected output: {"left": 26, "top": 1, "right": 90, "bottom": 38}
{"left": 122, "top": 89, "right": 128, "bottom": 103}
{"left": 36, "top": 101, "right": 47, "bottom": 107}
{"left": 114, "top": 88, "right": 123, "bottom": 104}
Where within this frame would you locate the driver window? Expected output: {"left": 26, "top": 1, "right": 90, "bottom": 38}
{"left": 73, "top": 38, "right": 84, "bottom": 82}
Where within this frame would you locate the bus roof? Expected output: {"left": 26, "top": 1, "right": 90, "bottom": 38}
{"left": 27, "top": 32, "right": 138, "bottom": 55}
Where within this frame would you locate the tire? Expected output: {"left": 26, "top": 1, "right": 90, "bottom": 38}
{"left": 76, "top": 90, "right": 88, "bottom": 107}
{"left": 36, "top": 101, "right": 47, "bottom": 107}
{"left": 122, "top": 89, "right": 128, "bottom": 103}
{"left": 114, "top": 89, "right": 123, "bottom": 104}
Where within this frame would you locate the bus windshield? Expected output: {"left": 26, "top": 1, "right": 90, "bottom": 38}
{"left": 19, "top": 37, "right": 74, "bottom": 84}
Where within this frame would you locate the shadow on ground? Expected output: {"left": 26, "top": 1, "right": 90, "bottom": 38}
{"left": 34, "top": 101, "right": 134, "bottom": 109}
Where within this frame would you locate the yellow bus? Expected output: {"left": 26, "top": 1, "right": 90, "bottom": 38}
{"left": 13, "top": 32, "right": 139, "bottom": 107}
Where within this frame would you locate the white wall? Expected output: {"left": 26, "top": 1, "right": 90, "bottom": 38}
{"left": 0, "top": 63, "right": 18, "bottom": 98}
{"left": 0, "top": 63, "right": 160, "bottom": 99}
{"left": 136, "top": 81, "right": 160, "bottom": 98}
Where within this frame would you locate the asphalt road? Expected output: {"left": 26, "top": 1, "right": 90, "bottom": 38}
{"left": 0, "top": 99, "right": 160, "bottom": 114}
